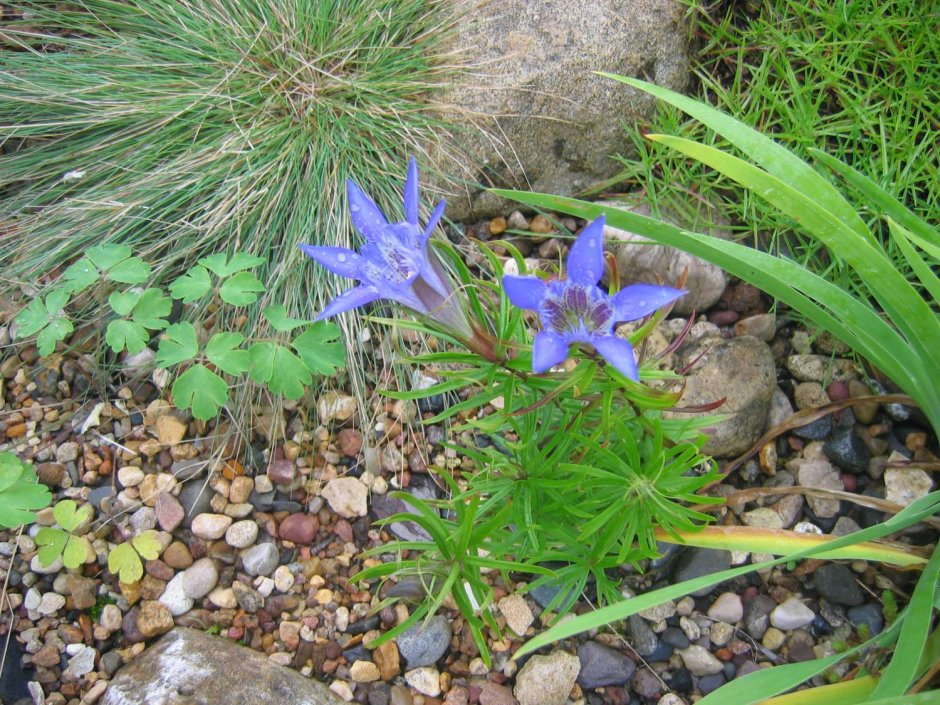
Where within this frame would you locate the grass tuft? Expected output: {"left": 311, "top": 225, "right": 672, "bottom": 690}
{"left": 0, "top": 0, "right": 468, "bottom": 408}
{"left": 612, "top": 0, "right": 938, "bottom": 293}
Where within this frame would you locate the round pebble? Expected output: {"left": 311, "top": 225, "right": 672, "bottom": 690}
{"left": 240, "top": 542, "right": 279, "bottom": 577}
{"left": 225, "top": 519, "right": 259, "bottom": 548}
{"left": 190, "top": 513, "right": 233, "bottom": 540}
{"left": 181, "top": 557, "right": 219, "bottom": 599}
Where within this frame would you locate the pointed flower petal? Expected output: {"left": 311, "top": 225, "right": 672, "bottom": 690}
{"left": 347, "top": 179, "right": 389, "bottom": 241}
{"left": 566, "top": 215, "right": 607, "bottom": 285}
{"left": 404, "top": 157, "right": 420, "bottom": 226}
{"left": 423, "top": 199, "right": 446, "bottom": 242}
{"left": 299, "top": 245, "right": 364, "bottom": 279}
{"left": 612, "top": 283, "right": 685, "bottom": 322}
{"left": 503, "top": 275, "right": 548, "bottom": 310}
{"left": 316, "top": 285, "right": 381, "bottom": 320}
{"left": 532, "top": 331, "right": 570, "bottom": 373}
{"left": 591, "top": 335, "right": 639, "bottom": 381}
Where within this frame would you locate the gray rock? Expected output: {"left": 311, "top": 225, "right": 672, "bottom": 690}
{"left": 823, "top": 427, "right": 871, "bottom": 475}
{"left": 513, "top": 650, "right": 580, "bottom": 705}
{"left": 178, "top": 481, "right": 213, "bottom": 528}
{"left": 101, "top": 628, "right": 343, "bottom": 705}
{"left": 664, "top": 337, "right": 776, "bottom": 457}
{"left": 434, "top": 0, "right": 691, "bottom": 220}
{"left": 848, "top": 604, "right": 884, "bottom": 636}
{"left": 626, "top": 614, "right": 659, "bottom": 656}
{"left": 577, "top": 641, "right": 635, "bottom": 688}
{"left": 813, "top": 563, "right": 863, "bottom": 607}
{"left": 371, "top": 477, "right": 440, "bottom": 542}
{"left": 671, "top": 548, "right": 732, "bottom": 597}
{"left": 397, "top": 615, "right": 451, "bottom": 668}
{"left": 884, "top": 455, "right": 934, "bottom": 506}
{"left": 793, "top": 458, "right": 842, "bottom": 519}
{"left": 181, "top": 557, "right": 219, "bottom": 600}
{"left": 707, "top": 592, "right": 743, "bottom": 624}
{"left": 63, "top": 645, "right": 96, "bottom": 679}
{"left": 631, "top": 668, "right": 662, "bottom": 699}
{"left": 240, "top": 542, "right": 279, "bottom": 577}
{"left": 677, "top": 645, "right": 723, "bottom": 676}
{"left": 744, "top": 595, "right": 776, "bottom": 639}
{"left": 769, "top": 597, "right": 815, "bottom": 630}
{"left": 158, "top": 573, "right": 194, "bottom": 617}
{"left": 604, "top": 201, "right": 729, "bottom": 315}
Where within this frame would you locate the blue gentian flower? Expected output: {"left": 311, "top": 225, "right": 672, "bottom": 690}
{"left": 503, "top": 216, "right": 684, "bottom": 381}
{"left": 300, "top": 158, "right": 470, "bottom": 338}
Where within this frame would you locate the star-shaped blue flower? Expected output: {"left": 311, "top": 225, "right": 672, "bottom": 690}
{"left": 300, "top": 158, "right": 469, "bottom": 337}
{"left": 503, "top": 216, "right": 685, "bottom": 381}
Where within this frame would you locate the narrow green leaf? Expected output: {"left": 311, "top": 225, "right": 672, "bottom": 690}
{"left": 889, "top": 219, "right": 940, "bottom": 304}
{"left": 219, "top": 271, "right": 265, "bottom": 306}
{"left": 169, "top": 265, "right": 212, "bottom": 303}
{"left": 155, "top": 322, "right": 199, "bottom": 367}
{"left": 206, "top": 332, "right": 250, "bottom": 376}
{"left": 171, "top": 364, "right": 228, "bottom": 420}
{"left": 871, "top": 541, "right": 940, "bottom": 698}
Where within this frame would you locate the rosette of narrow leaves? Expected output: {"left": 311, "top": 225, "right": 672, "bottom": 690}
{"left": 0, "top": 452, "right": 52, "bottom": 529}
{"left": 35, "top": 500, "right": 94, "bottom": 568}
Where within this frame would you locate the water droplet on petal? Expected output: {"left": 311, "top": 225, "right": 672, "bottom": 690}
{"left": 350, "top": 204, "right": 360, "bottom": 212}
{"left": 587, "top": 238, "right": 595, "bottom": 248}
{"left": 639, "top": 300, "right": 647, "bottom": 307}
{"left": 337, "top": 253, "right": 347, "bottom": 263}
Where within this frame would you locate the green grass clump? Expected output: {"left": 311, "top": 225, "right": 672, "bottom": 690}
{"left": 613, "top": 0, "right": 938, "bottom": 291}
{"left": 0, "top": 0, "right": 465, "bottom": 399}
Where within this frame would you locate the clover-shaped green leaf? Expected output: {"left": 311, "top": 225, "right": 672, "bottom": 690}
{"left": 130, "top": 288, "right": 171, "bottom": 329}
{"left": 63, "top": 245, "right": 151, "bottom": 293}
{"left": 156, "top": 322, "right": 199, "bottom": 367}
{"left": 292, "top": 322, "right": 346, "bottom": 376}
{"left": 198, "top": 253, "right": 264, "bottom": 277}
{"left": 108, "top": 290, "right": 141, "bottom": 317}
{"left": 206, "top": 332, "right": 250, "bottom": 376}
{"left": 263, "top": 305, "right": 312, "bottom": 333}
{"left": 248, "top": 342, "right": 311, "bottom": 399}
{"left": 169, "top": 265, "right": 212, "bottom": 303}
{"left": 52, "top": 499, "right": 93, "bottom": 533}
{"left": 36, "top": 527, "right": 69, "bottom": 567}
{"left": 171, "top": 363, "right": 228, "bottom": 420}
{"left": 107, "top": 530, "right": 162, "bottom": 583}
{"left": 0, "top": 453, "right": 51, "bottom": 529}
{"left": 14, "top": 290, "right": 73, "bottom": 357}
{"left": 106, "top": 319, "right": 149, "bottom": 354}
{"left": 63, "top": 534, "right": 93, "bottom": 568}
{"left": 219, "top": 271, "right": 265, "bottom": 306}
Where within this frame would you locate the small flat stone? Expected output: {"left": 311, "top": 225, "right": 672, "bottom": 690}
{"left": 770, "top": 597, "right": 815, "bottom": 630}
{"left": 707, "top": 592, "right": 743, "bottom": 624}
{"left": 478, "top": 682, "right": 516, "bottom": 705}
{"left": 885, "top": 455, "right": 934, "bottom": 506}
{"left": 404, "top": 667, "right": 441, "bottom": 697}
{"left": 158, "top": 573, "right": 194, "bottom": 616}
{"left": 813, "top": 563, "right": 863, "bottom": 606}
{"left": 229, "top": 476, "right": 254, "bottom": 504}
{"left": 279, "top": 513, "right": 319, "bottom": 544}
{"left": 155, "top": 493, "right": 185, "bottom": 532}
{"left": 63, "top": 644, "right": 97, "bottom": 679}
{"left": 136, "top": 600, "right": 174, "bottom": 637}
{"left": 163, "top": 541, "right": 193, "bottom": 569}
{"left": 118, "top": 466, "right": 145, "bottom": 487}
{"left": 208, "top": 587, "right": 239, "bottom": 609}
{"left": 513, "top": 650, "right": 580, "bottom": 705}
{"left": 155, "top": 414, "right": 187, "bottom": 444}
{"left": 823, "top": 427, "right": 871, "bottom": 475}
{"left": 743, "top": 507, "right": 784, "bottom": 529}
{"left": 577, "top": 640, "right": 635, "bottom": 688}
{"left": 373, "top": 640, "right": 400, "bottom": 680}
{"left": 350, "top": 660, "right": 381, "bottom": 683}
{"left": 225, "top": 519, "right": 259, "bottom": 548}
{"left": 181, "top": 557, "right": 219, "bottom": 600}
{"left": 38, "top": 592, "right": 66, "bottom": 615}
{"left": 273, "top": 565, "right": 295, "bottom": 593}
{"left": 100, "top": 604, "right": 123, "bottom": 632}
{"left": 745, "top": 594, "right": 776, "bottom": 639}
{"left": 190, "top": 513, "right": 232, "bottom": 540}
{"left": 321, "top": 477, "right": 368, "bottom": 518}
{"left": 397, "top": 615, "right": 451, "bottom": 667}
{"left": 240, "top": 542, "right": 279, "bottom": 577}
{"left": 677, "top": 645, "right": 723, "bottom": 676}
{"left": 317, "top": 392, "right": 357, "bottom": 423}
{"left": 267, "top": 458, "right": 296, "bottom": 486}
{"left": 498, "top": 594, "right": 534, "bottom": 636}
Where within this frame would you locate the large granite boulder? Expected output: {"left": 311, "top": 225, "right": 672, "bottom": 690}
{"left": 435, "top": 0, "right": 692, "bottom": 219}
{"left": 102, "top": 628, "right": 342, "bottom": 705}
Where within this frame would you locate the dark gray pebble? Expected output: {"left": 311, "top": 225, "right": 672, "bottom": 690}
{"left": 823, "top": 427, "right": 871, "bottom": 474}
{"left": 814, "top": 564, "right": 864, "bottom": 606}
{"left": 699, "top": 673, "right": 727, "bottom": 695}
{"left": 792, "top": 416, "right": 832, "bottom": 440}
{"left": 627, "top": 614, "right": 659, "bottom": 656}
{"left": 577, "top": 641, "right": 636, "bottom": 688}
{"left": 661, "top": 626, "right": 690, "bottom": 650}
{"left": 396, "top": 615, "right": 451, "bottom": 667}
{"left": 672, "top": 548, "right": 732, "bottom": 597}
{"left": 664, "top": 667, "right": 692, "bottom": 693}
{"left": 745, "top": 594, "right": 777, "bottom": 639}
{"left": 848, "top": 604, "right": 884, "bottom": 636}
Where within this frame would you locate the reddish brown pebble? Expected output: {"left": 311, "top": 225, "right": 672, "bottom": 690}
{"left": 334, "top": 518, "right": 353, "bottom": 543}
{"left": 715, "top": 648, "right": 732, "bottom": 661}
{"left": 279, "top": 512, "right": 319, "bottom": 544}
{"left": 788, "top": 437, "right": 805, "bottom": 451}
{"left": 842, "top": 473, "right": 858, "bottom": 492}
{"left": 827, "top": 380, "right": 850, "bottom": 402}
{"left": 337, "top": 428, "right": 363, "bottom": 457}
{"left": 709, "top": 310, "right": 740, "bottom": 326}
{"left": 267, "top": 458, "right": 295, "bottom": 485}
